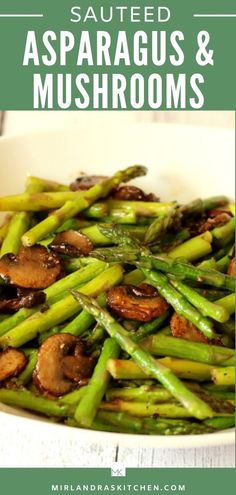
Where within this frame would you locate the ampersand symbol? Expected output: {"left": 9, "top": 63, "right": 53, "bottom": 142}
{"left": 196, "top": 31, "right": 214, "bottom": 66}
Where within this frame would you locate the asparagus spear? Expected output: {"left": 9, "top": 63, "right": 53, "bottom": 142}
{"left": 0, "top": 314, "right": 8, "bottom": 322}
{"left": 144, "top": 209, "right": 176, "bottom": 244}
{"left": 92, "top": 226, "right": 234, "bottom": 291}
{"left": 212, "top": 218, "right": 235, "bottom": 246}
{"left": 106, "top": 385, "right": 172, "bottom": 403}
{"left": 140, "top": 252, "right": 233, "bottom": 290}
{"left": 0, "top": 177, "right": 47, "bottom": 256}
{"left": 84, "top": 199, "right": 175, "bottom": 220}
{"left": 38, "top": 326, "right": 62, "bottom": 345}
{"left": 0, "top": 215, "right": 12, "bottom": 245}
{"left": 211, "top": 367, "right": 235, "bottom": 386}
{"left": 197, "top": 258, "right": 217, "bottom": 270}
{"left": 123, "top": 268, "right": 145, "bottom": 285}
{"left": 107, "top": 357, "right": 218, "bottom": 381}
{"left": 140, "top": 334, "right": 235, "bottom": 366}
{"left": 0, "top": 190, "right": 82, "bottom": 211}
{"left": 65, "top": 256, "right": 102, "bottom": 273}
{"left": 157, "top": 228, "right": 191, "bottom": 252}
{"left": 89, "top": 208, "right": 138, "bottom": 224}
{"left": 86, "top": 325, "right": 106, "bottom": 347}
{"left": 100, "top": 400, "right": 232, "bottom": 419}
{"left": 179, "top": 196, "right": 229, "bottom": 217}
{"left": 26, "top": 176, "right": 69, "bottom": 192}
{"left": 16, "top": 350, "right": 38, "bottom": 385}
{"left": 0, "top": 389, "right": 70, "bottom": 418}
{"left": 147, "top": 255, "right": 234, "bottom": 291}
{"left": 168, "top": 232, "right": 213, "bottom": 262}
{"left": 100, "top": 400, "right": 193, "bottom": 418}
{"left": 142, "top": 268, "right": 215, "bottom": 339}
{"left": 50, "top": 223, "right": 146, "bottom": 248}
{"left": 74, "top": 338, "right": 120, "bottom": 427}
{"left": 97, "top": 411, "right": 215, "bottom": 435}
{"left": 216, "top": 294, "right": 235, "bottom": 315}
{"left": 194, "top": 288, "right": 230, "bottom": 302}
{"left": 151, "top": 255, "right": 233, "bottom": 290}
{"left": 169, "top": 278, "right": 229, "bottom": 323}
{"left": 157, "top": 325, "right": 172, "bottom": 336}
{"left": 48, "top": 262, "right": 107, "bottom": 305}
{"left": 215, "top": 255, "right": 231, "bottom": 273}
{"left": 0, "top": 264, "right": 123, "bottom": 348}
{"left": 21, "top": 166, "right": 147, "bottom": 246}
{"left": 0, "top": 224, "right": 9, "bottom": 245}
{"left": 98, "top": 221, "right": 213, "bottom": 265}
{"left": 0, "top": 260, "right": 106, "bottom": 337}
{"left": 132, "top": 310, "right": 170, "bottom": 342}
{"left": 204, "top": 416, "right": 235, "bottom": 430}
{"left": 82, "top": 224, "right": 146, "bottom": 245}
{"left": 0, "top": 212, "right": 31, "bottom": 256}
{"left": 71, "top": 291, "right": 213, "bottom": 420}
{"left": 62, "top": 292, "right": 107, "bottom": 336}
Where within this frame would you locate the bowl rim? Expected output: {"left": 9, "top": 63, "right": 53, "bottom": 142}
{"left": 0, "top": 404, "right": 235, "bottom": 450}
{"left": 0, "top": 124, "right": 235, "bottom": 451}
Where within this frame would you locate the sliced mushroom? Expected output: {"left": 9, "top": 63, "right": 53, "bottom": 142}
{"left": 0, "top": 288, "right": 46, "bottom": 313}
{"left": 69, "top": 177, "right": 159, "bottom": 201}
{"left": 170, "top": 313, "right": 221, "bottom": 345}
{"left": 111, "top": 185, "right": 159, "bottom": 202}
{"left": 227, "top": 257, "right": 235, "bottom": 277}
{"left": 0, "top": 348, "right": 27, "bottom": 382}
{"left": 188, "top": 209, "right": 232, "bottom": 236}
{"left": 33, "top": 334, "right": 94, "bottom": 396}
{"left": 0, "top": 246, "right": 61, "bottom": 289}
{"left": 49, "top": 230, "right": 93, "bottom": 257}
{"left": 70, "top": 175, "right": 107, "bottom": 191}
{"left": 62, "top": 355, "right": 94, "bottom": 383}
{"left": 199, "top": 212, "right": 232, "bottom": 234}
{"left": 107, "top": 283, "right": 169, "bottom": 322}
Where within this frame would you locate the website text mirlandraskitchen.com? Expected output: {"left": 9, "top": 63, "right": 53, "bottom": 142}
{"left": 51, "top": 484, "right": 186, "bottom": 493}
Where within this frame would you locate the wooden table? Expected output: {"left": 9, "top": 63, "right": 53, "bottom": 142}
{"left": 0, "top": 111, "right": 234, "bottom": 468}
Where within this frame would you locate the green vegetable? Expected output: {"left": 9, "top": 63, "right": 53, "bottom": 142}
{"left": 74, "top": 338, "right": 120, "bottom": 427}
{"left": 71, "top": 291, "right": 213, "bottom": 420}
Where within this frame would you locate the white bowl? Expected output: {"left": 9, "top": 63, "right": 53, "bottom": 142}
{"left": 0, "top": 123, "right": 235, "bottom": 456}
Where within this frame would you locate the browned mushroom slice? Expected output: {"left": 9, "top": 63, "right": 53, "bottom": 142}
{"left": 107, "top": 283, "right": 169, "bottom": 322}
{"left": 189, "top": 209, "right": 232, "bottom": 236}
{"left": 227, "top": 257, "right": 235, "bottom": 277}
{"left": 170, "top": 313, "right": 221, "bottom": 345}
{"left": 70, "top": 175, "right": 107, "bottom": 191}
{"left": 111, "top": 185, "right": 147, "bottom": 201}
{"left": 33, "top": 333, "right": 94, "bottom": 396}
{"left": 0, "top": 289, "right": 46, "bottom": 313}
{"left": 49, "top": 230, "right": 93, "bottom": 257}
{"left": 0, "top": 246, "right": 61, "bottom": 289}
{"left": 0, "top": 348, "right": 27, "bottom": 382}
{"left": 198, "top": 212, "right": 232, "bottom": 234}
{"left": 62, "top": 355, "right": 94, "bottom": 383}
{"left": 208, "top": 208, "right": 232, "bottom": 217}
{"left": 111, "top": 185, "right": 159, "bottom": 202}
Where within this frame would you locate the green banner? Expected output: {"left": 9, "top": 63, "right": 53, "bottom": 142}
{"left": 0, "top": 467, "right": 236, "bottom": 495}
{"left": 0, "top": 0, "right": 235, "bottom": 109}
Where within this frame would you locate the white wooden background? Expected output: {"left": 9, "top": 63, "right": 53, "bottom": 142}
{"left": 0, "top": 110, "right": 234, "bottom": 468}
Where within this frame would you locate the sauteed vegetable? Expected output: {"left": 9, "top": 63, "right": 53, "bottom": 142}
{"left": 0, "top": 166, "right": 235, "bottom": 435}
